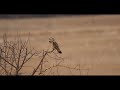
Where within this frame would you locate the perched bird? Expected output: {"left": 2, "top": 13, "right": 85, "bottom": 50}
{"left": 49, "top": 37, "right": 62, "bottom": 54}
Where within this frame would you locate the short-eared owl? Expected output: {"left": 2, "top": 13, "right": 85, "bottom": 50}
{"left": 49, "top": 37, "right": 62, "bottom": 54}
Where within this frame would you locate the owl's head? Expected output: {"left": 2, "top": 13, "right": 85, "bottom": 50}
{"left": 49, "top": 37, "right": 55, "bottom": 43}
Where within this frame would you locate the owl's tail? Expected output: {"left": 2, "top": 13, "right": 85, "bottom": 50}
{"left": 58, "top": 50, "right": 62, "bottom": 54}
{"left": 56, "top": 49, "right": 62, "bottom": 54}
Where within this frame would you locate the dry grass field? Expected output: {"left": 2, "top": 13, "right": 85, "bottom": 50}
{"left": 0, "top": 15, "right": 120, "bottom": 75}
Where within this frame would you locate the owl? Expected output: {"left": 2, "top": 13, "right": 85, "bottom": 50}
{"left": 49, "top": 37, "right": 62, "bottom": 54}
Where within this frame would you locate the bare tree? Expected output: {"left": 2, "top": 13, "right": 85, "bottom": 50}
{"left": 0, "top": 33, "right": 39, "bottom": 75}
{"left": 0, "top": 33, "right": 90, "bottom": 76}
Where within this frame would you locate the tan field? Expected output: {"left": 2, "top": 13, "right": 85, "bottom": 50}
{"left": 0, "top": 15, "right": 120, "bottom": 75}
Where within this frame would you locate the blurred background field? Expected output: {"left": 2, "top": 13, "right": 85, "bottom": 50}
{"left": 0, "top": 15, "right": 120, "bottom": 75}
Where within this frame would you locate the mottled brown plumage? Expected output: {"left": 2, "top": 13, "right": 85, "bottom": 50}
{"left": 49, "top": 37, "right": 62, "bottom": 54}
